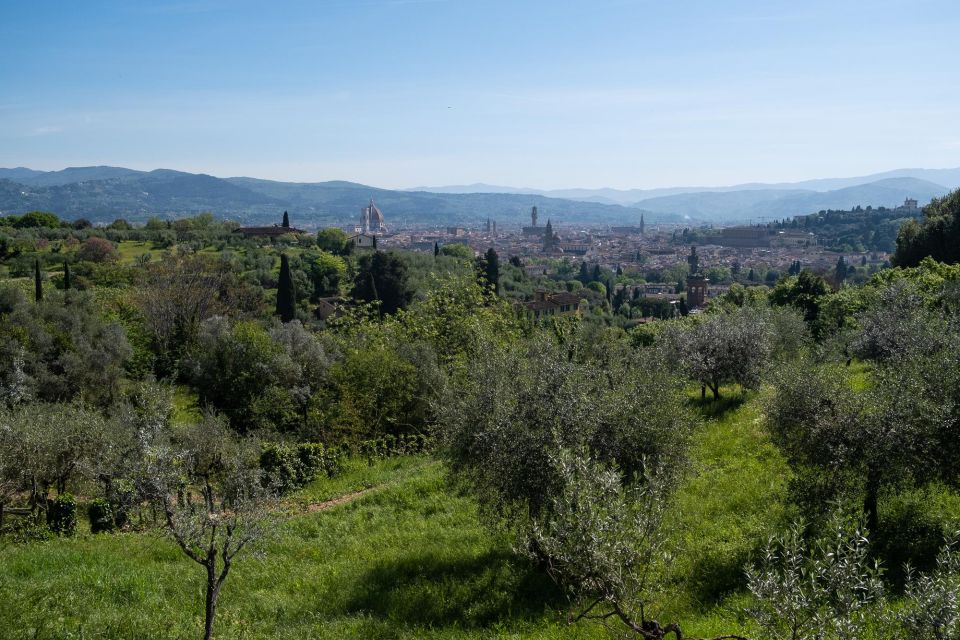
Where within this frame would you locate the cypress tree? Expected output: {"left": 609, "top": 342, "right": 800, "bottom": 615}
{"left": 484, "top": 247, "right": 500, "bottom": 295}
{"left": 63, "top": 261, "right": 71, "bottom": 291}
{"left": 34, "top": 259, "right": 43, "bottom": 302}
{"left": 282, "top": 211, "right": 290, "bottom": 228}
{"left": 434, "top": 241, "right": 439, "bottom": 257}
{"left": 578, "top": 261, "right": 590, "bottom": 284}
{"left": 276, "top": 254, "right": 296, "bottom": 322}
{"left": 373, "top": 236, "right": 378, "bottom": 250}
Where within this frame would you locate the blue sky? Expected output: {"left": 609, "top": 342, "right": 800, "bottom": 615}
{"left": 1, "top": 0, "right": 958, "bottom": 189}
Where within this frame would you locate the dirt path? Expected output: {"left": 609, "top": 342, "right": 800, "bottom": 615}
{"left": 303, "top": 487, "right": 380, "bottom": 512}
{"left": 296, "top": 459, "right": 438, "bottom": 514}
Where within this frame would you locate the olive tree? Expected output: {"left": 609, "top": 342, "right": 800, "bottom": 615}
{"left": 746, "top": 514, "right": 883, "bottom": 640}
{"left": 661, "top": 307, "right": 775, "bottom": 400}
{"left": 438, "top": 332, "right": 693, "bottom": 522}
{"left": 144, "top": 414, "right": 277, "bottom": 640}
{"left": 899, "top": 534, "right": 960, "bottom": 639}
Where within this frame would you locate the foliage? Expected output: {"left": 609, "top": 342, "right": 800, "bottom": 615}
{"left": 899, "top": 533, "right": 960, "bottom": 639}
{"left": 894, "top": 188, "right": 960, "bottom": 267}
{"left": 47, "top": 492, "right": 78, "bottom": 536}
{"left": 76, "top": 236, "right": 119, "bottom": 263}
{"left": 276, "top": 253, "right": 297, "bottom": 322}
{"left": 88, "top": 497, "right": 115, "bottom": 534}
{"left": 145, "top": 413, "right": 278, "bottom": 640}
{"left": 660, "top": 306, "right": 775, "bottom": 400}
{"left": 353, "top": 251, "right": 414, "bottom": 316}
{"left": 438, "top": 328, "right": 693, "bottom": 526}
{"left": 527, "top": 448, "right": 686, "bottom": 638}
{"left": 0, "top": 291, "right": 131, "bottom": 405}
{"left": 746, "top": 513, "right": 883, "bottom": 640}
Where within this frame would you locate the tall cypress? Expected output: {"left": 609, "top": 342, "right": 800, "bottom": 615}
{"left": 434, "top": 241, "right": 439, "bottom": 257}
{"left": 282, "top": 211, "right": 290, "bottom": 228}
{"left": 484, "top": 247, "right": 500, "bottom": 295}
{"left": 63, "top": 261, "right": 71, "bottom": 291}
{"left": 34, "top": 259, "right": 43, "bottom": 302}
{"left": 276, "top": 254, "right": 296, "bottom": 322}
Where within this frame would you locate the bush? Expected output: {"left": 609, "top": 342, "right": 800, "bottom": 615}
{"left": 260, "top": 442, "right": 345, "bottom": 495}
{"left": 88, "top": 498, "right": 115, "bottom": 534}
{"left": 358, "top": 433, "right": 430, "bottom": 462}
{"left": 0, "top": 517, "right": 54, "bottom": 543}
{"left": 47, "top": 493, "right": 77, "bottom": 536}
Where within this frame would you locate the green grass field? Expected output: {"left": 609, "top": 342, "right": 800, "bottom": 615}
{"left": 0, "top": 391, "right": 913, "bottom": 639}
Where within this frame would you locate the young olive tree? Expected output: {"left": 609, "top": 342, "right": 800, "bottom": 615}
{"left": 528, "top": 449, "right": 746, "bottom": 639}
{"left": 746, "top": 514, "right": 883, "bottom": 640}
{"left": 899, "top": 534, "right": 960, "bottom": 639}
{"left": 145, "top": 414, "right": 277, "bottom": 640}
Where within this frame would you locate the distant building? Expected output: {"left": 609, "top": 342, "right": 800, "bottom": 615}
{"left": 357, "top": 199, "right": 386, "bottom": 234}
{"left": 234, "top": 211, "right": 305, "bottom": 238}
{"left": 446, "top": 227, "right": 467, "bottom": 237}
{"left": 898, "top": 198, "right": 919, "bottom": 212}
{"left": 522, "top": 206, "right": 545, "bottom": 237}
{"left": 686, "top": 246, "right": 708, "bottom": 308}
{"left": 350, "top": 233, "right": 377, "bottom": 250}
{"left": 715, "top": 226, "right": 771, "bottom": 248}
{"left": 522, "top": 289, "right": 582, "bottom": 319}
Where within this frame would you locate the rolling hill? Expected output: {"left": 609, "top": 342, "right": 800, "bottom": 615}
{"left": 0, "top": 168, "right": 663, "bottom": 227}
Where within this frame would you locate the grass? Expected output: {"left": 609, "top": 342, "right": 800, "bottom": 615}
{"left": 0, "top": 457, "right": 598, "bottom": 640}
{"left": 9, "top": 389, "right": 947, "bottom": 639}
{"left": 665, "top": 388, "right": 790, "bottom": 637}
{"left": 116, "top": 241, "right": 158, "bottom": 264}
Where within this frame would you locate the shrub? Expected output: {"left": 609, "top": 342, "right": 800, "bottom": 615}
{"left": 88, "top": 498, "right": 115, "bottom": 534}
{"left": 47, "top": 493, "right": 77, "bottom": 536}
{"left": 0, "top": 517, "right": 54, "bottom": 543}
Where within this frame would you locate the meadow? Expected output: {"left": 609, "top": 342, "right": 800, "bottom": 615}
{"left": 0, "top": 392, "right": 790, "bottom": 640}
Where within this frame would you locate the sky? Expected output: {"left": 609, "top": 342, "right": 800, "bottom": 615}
{"left": 1, "top": 0, "right": 959, "bottom": 190}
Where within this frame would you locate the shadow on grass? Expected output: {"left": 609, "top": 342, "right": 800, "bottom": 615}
{"left": 682, "top": 544, "right": 759, "bottom": 610}
{"left": 686, "top": 392, "right": 749, "bottom": 421}
{"left": 343, "top": 549, "right": 566, "bottom": 627}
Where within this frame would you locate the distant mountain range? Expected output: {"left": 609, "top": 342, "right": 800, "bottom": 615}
{"left": 0, "top": 166, "right": 662, "bottom": 227}
{"left": 0, "top": 165, "right": 955, "bottom": 226}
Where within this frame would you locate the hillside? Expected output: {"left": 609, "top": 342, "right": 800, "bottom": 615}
{"left": 0, "top": 167, "right": 664, "bottom": 226}
{"left": 634, "top": 177, "right": 950, "bottom": 222}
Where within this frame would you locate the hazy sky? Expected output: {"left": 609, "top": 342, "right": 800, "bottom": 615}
{"left": 1, "top": 0, "right": 958, "bottom": 189}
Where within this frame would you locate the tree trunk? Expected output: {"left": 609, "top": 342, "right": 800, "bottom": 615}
{"left": 204, "top": 562, "right": 220, "bottom": 640}
{"left": 701, "top": 385, "right": 706, "bottom": 401}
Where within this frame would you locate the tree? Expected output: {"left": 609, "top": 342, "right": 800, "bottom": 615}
{"left": 63, "top": 261, "right": 71, "bottom": 291}
{"left": 145, "top": 414, "right": 276, "bottom": 640}
{"left": 34, "top": 259, "right": 42, "bottom": 302}
{"left": 770, "top": 270, "right": 829, "bottom": 327}
{"left": 0, "top": 292, "right": 131, "bottom": 405}
{"left": 352, "top": 251, "right": 413, "bottom": 316}
{"left": 661, "top": 307, "right": 774, "bottom": 400}
{"left": 281, "top": 210, "right": 290, "bottom": 228}
{"left": 747, "top": 514, "right": 883, "bottom": 640}
{"left": 307, "top": 251, "right": 347, "bottom": 299}
{"left": 316, "top": 227, "right": 350, "bottom": 256}
{"left": 484, "top": 247, "right": 500, "bottom": 295}
{"left": 434, "top": 241, "right": 439, "bottom": 257}
{"left": 835, "top": 256, "right": 848, "bottom": 282}
{"left": 438, "top": 330, "right": 692, "bottom": 525}
{"left": 135, "top": 254, "right": 264, "bottom": 377}
{"left": 77, "top": 237, "right": 118, "bottom": 263}
{"left": 275, "top": 254, "right": 296, "bottom": 323}
{"left": 183, "top": 318, "right": 329, "bottom": 434}
{"left": 893, "top": 188, "right": 960, "bottom": 267}
{"left": 579, "top": 261, "right": 590, "bottom": 284}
